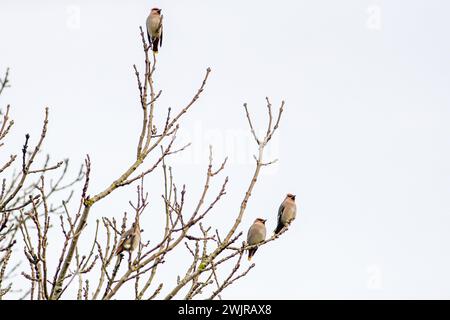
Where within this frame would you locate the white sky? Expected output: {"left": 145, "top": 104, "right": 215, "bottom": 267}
{"left": 1, "top": 0, "right": 450, "bottom": 299}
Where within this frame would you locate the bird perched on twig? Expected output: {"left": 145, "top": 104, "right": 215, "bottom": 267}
{"left": 146, "top": 7, "right": 163, "bottom": 53}
{"left": 274, "top": 193, "right": 297, "bottom": 234}
{"left": 247, "top": 218, "right": 267, "bottom": 261}
{"left": 115, "top": 219, "right": 141, "bottom": 256}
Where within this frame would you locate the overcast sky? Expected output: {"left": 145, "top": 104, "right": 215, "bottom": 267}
{"left": 1, "top": 0, "right": 450, "bottom": 299}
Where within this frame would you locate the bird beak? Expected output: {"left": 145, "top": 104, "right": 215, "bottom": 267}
{"left": 263, "top": 219, "right": 267, "bottom": 224}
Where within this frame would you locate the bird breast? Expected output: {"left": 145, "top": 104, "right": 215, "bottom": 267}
{"left": 149, "top": 15, "right": 161, "bottom": 36}
{"left": 247, "top": 224, "right": 266, "bottom": 245}
{"left": 281, "top": 205, "right": 296, "bottom": 224}
{"left": 131, "top": 234, "right": 140, "bottom": 251}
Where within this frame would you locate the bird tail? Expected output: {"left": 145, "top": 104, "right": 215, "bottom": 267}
{"left": 248, "top": 248, "right": 257, "bottom": 261}
{"left": 152, "top": 37, "right": 159, "bottom": 53}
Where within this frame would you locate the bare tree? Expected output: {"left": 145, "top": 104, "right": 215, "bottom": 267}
{"left": 0, "top": 27, "right": 290, "bottom": 300}
{"left": 0, "top": 68, "right": 84, "bottom": 300}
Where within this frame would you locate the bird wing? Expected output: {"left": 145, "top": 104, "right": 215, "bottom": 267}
{"left": 274, "top": 203, "right": 285, "bottom": 234}
{"left": 146, "top": 15, "right": 152, "bottom": 45}
{"left": 116, "top": 228, "right": 132, "bottom": 254}
{"left": 118, "top": 228, "right": 133, "bottom": 246}
{"left": 247, "top": 223, "right": 266, "bottom": 245}
{"left": 159, "top": 16, "right": 163, "bottom": 46}
{"left": 277, "top": 203, "right": 285, "bottom": 224}
{"left": 247, "top": 225, "right": 254, "bottom": 243}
